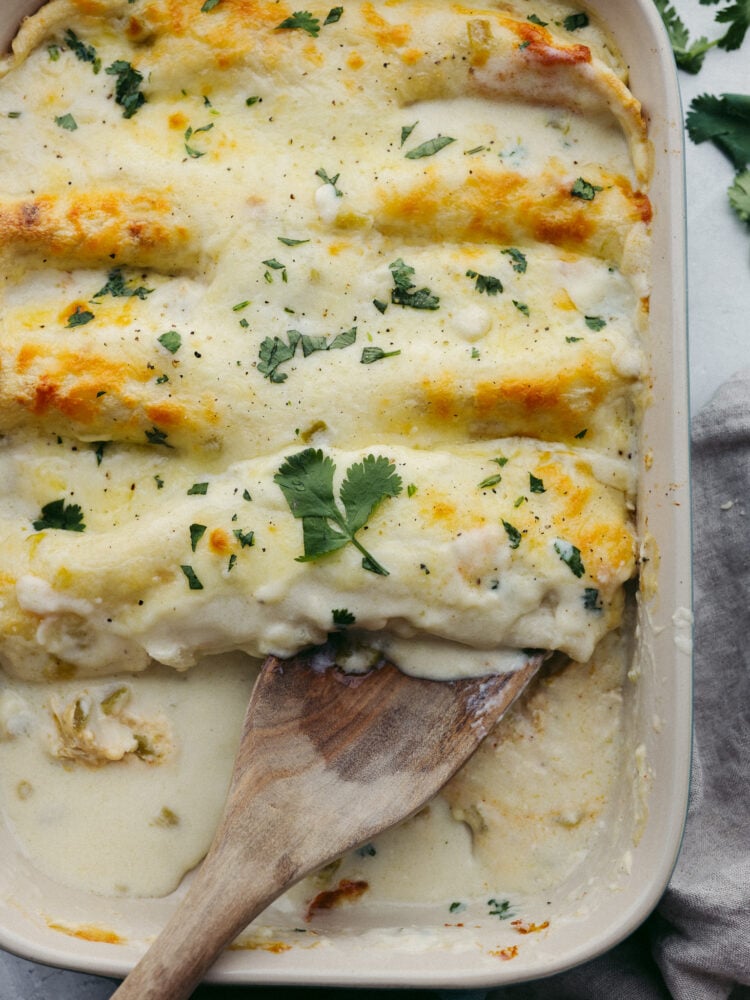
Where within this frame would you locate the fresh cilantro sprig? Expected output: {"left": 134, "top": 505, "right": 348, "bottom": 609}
{"left": 654, "top": 0, "right": 749, "bottom": 73}
{"left": 274, "top": 449, "right": 402, "bottom": 576}
{"left": 687, "top": 93, "right": 750, "bottom": 230}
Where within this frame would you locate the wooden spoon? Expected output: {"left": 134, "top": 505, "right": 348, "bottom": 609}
{"left": 111, "top": 649, "right": 547, "bottom": 1000}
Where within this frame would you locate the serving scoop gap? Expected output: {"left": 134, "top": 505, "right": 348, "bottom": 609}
{"left": 112, "top": 650, "right": 548, "bottom": 1000}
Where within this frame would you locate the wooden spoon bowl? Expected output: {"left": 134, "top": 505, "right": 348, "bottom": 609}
{"left": 111, "top": 650, "right": 547, "bottom": 1000}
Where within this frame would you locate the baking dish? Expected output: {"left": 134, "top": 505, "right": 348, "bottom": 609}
{"left": 0, "top": 0, "right": 691, "bottom": 988}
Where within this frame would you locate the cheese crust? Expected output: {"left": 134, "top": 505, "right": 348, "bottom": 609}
{"left": 0, "top": 0, "right": 649, "bottom": 681}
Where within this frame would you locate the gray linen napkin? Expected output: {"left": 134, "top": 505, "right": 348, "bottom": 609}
{"left": 2, "top": 374, "right": 750, "bottom": 999}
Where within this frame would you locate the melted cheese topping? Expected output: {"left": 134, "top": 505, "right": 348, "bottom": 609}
{"left": 0, "top": 0, "right": 649, "bottom": 906}
{"left": 0, "top": 0, "right": 648, "bottom": 683}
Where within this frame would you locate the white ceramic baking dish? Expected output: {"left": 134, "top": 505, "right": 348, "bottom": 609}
{"left": 0, "top": 0, "right": 691, "bottom": 988}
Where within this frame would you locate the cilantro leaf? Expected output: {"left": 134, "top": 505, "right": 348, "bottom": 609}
{"left": 105, "top": 60, "right": 146, "bottom": 118}
{"left": 563, "top": 12, "right": 589, "bottom": 30}
{"left": 571, "top": 177, "right": 603, "bottom": 200}
{"left": 275, "top": 449, "right": 402, "bottom": 575}
{"left": 653, "top": 0, "right": 716, "bottom": 72}
{"left": 66, "top": 306, "right": 94, "bottom": 327}
{"left": 55, "top": 113, "right": 77, "bottom": 131}
{"left": 360, "top": 346, "right": 401, "bottom": 364}
{"left": 190, "top": 524, "right": 207, "bottom": 551}
{"left": 714, "top": 0, "right": 750, "bottom": 51}
{"left": 554, "top": 539, "right": 585, "bottom": 577}
{"left": 277, "top": 11, "right": 321, "bottom": 37}
{"left": 324, "top": 7, "right": 344, "bottom": 24}
{"left": 181, "top": 565, "right": 204, "bottom": 590}
{"left": 64, "top": 29, "right": 100, "bottom": 72}
{"left": 339, "top": 454, "right": 402, "bottom": 534}
{"left": 389, "top": 258, "right": 440, "bottom": 310}
{"left": 93, "top": 268, "right": 153, "bottom": 300}
{"left": 405, "top": 135, "right": 455, "bottom": 159}
{"left": 33, "top": 498, "right": 86, "bottom": 532}
{"left": 332, "top": 608, "right": 356, "bottom": 626}
{"left": 466, "top": 269, "right": 503, "bottom": 295}
{"left": 502, "top": 247, "right": 527, "bottom": 273}
{"left": 686, "top": 93, "right": 750, "bottom": 170}
{"left": 258, "top": 328, "right": 356, "bottom": 382}
{"left": 315, "top": 167, "right": 343, "bottom": 196}
{"left": 400, "top": 121, "right": 418, "bottom": 147}
{"left": 258, "top": 331, "right": 301, "bottom": 383}
{"left": 729, "top": 169, "right": 750, "bottom": 222}
{"left": 158, "top": 330, "right": 182, "bottom": 354}
{"left": 585, "top": 315, "right": 607, "bottom": 331}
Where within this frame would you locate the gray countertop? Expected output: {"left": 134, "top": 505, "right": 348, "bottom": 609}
{"left": 1, "top": 1, "right": 749, "bottom": 996}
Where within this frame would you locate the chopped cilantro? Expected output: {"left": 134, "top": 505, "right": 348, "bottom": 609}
{"left": 514, "top": 300, "right": 530, "bottom": 316}
{"left": 571, "top": 177, "right": 603, "bottom": 200}
{"left": 488, "top": 898, "right": 514, "bottom": 919}
{"left": 405, "top": 135, "right": 455, "bottom": 159}
{"left": 529, "top": 473, "right": 546, "bottom": 493}
{"left": 373, "top": 298, "right": 388, "bottom": 314}
{"left": 583, "top": 587, "right": 603, "bottom": 611}
{"left": 55, "top": 113, "right": 77, "bottom": 131}
{"left": 449, "top": 901, "right": 467, "bottom": 914}
{"left": 315, "top": 167, "right": 343, "bottom": 196}
{"left": 180, "top": 565, "right": 204, "bottom": 590}
{"left": 502, "top": 520, "right": 521, "bottom": 549}
{"left": 154, "top": 475, "right": 165, "bottom": 489}
{"left": 502, "top": 247, "right": 528, "bottom": 273}
{"left": 479, "top": 473, "right": 503, "bottom": 489}
{"left": 278, "top": 236, "right": 310, "bottom": 246}
{"left": 574, "top": 428, "right": 588, "bottom": 439}
{"left": 233, "top": 528, "right": 255, "bottom": 548}
{"left": 324, "top": 7, "right": 344, "bottom": 24}
{"left": 184, "top": 122, "right": 213, "bottom": 158}
{"left": 563, "top": 12, "right": 589, "bottom": 31}
{"left": 274, "top": 449, "right": 402, "bottom": 576}
{"left": 187, "top": 483, "right": 209, "bottom": 495}
{"left": 554, "top": 539, "right": 585, "bottom": 577}
{"left": 566, "top": 336, "right": 583, "bottom": 343}
{"left": 201, "top": 0, "right": 222, "bottom": 10}
{"left": 145, "top": 426, "right": 172, "bottom": 447}
{"left": 360, "top": 346, "right": 401, "bottom": 364}
{"left": 332, "top": 608, "right": 356, "bottom": 626}
{"left": 93, "top": 268, "right": 153, "bottom": 300}
{"left": 33, "top": 498, "right": 86, "bottom": 532}
{"left": 64, "top": 29, "right": 100, "bottom": 72}
{"left": 400, "top": 121, "right": 418, "bottom": 147}
{"left": 243, "top": 489, "right": 253, "bottom": 501}
{"left": 105, "top": 60, "right": 146, "bottom": 118}
{"left": 258, "top": 327, "right": 356, "bottom": 382}
{"left": 276, "top": 11, "right": 321, "bottom": 36}
{"left": 92, "top": 441, "right": 108, "bottom": 465}
{"left": 157, "top": 330, "right": 182, "bottom": 354}
{"left": 389, "top": 258, "right": 440, "bottom": 310}
{"left": 466, "top": 269, "right": 503, "bottom": 295}
{"left": 585, "top": 315, "right": 607, "bottom": 331}
{"left": 407, "top": 483, "right": 418, "bottom": 498}
{"left": 66, "top": 306, "right": 94, "bottom": 328}
{"left": 190, "top": 523, "right": 207, "bottom": 551}
{"left": 527, "top": 13, "right": 548, "bottom": 26}
{"left": 246, "top": 96, "right": 262, "bottom": 106}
